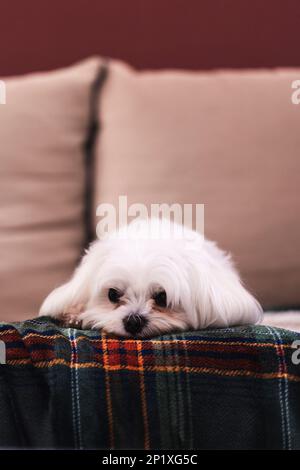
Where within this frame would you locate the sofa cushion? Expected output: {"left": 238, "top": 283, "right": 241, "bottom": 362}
{"left": 263, "top": 311, "right": 300, "bottom": 332}
{"left": 0, "top": 58, "right": 102, "bottom": 321}
{"left": 94, "top": 60, "right": 300, "bottom": 308}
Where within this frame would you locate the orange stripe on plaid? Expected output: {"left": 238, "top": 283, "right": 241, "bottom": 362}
{"left": 0, "top": 329, "right": 15, "bottom": 336}
{"left": 102, "top": 333, "right": 115, "bottom": 449}
{"left": 5, "top": 358, "right": 300, "bottom": 382}
{"left": 137, "top": 340, "right": 150, "bottom": 450}
{"left": 103, "top": 339, "right": 291, "bottom": 349}
{"left": 0, "top": 329, "right": 295, "bottom": 350}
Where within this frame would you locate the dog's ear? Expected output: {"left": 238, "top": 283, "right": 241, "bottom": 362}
{"left": 203, "top": 270, "right": 263, "bottom": 328}
{"left": 194, "top": 243, "right": 263, "bottom": 328}
{"left": 39, "top": 244, "right": 97, "bottom": 317}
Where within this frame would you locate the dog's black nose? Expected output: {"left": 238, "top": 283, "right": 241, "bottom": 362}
{"left": 123, "top": 314, "right": 148, "bottom": 335}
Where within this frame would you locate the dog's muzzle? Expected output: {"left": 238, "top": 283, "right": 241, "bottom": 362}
{"left": 123, "top": 314, "right": 148, "bottom": 335}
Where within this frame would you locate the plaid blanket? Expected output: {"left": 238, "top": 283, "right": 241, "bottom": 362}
{"left": 0, "top": 316, "right": 300, "bottom": 450}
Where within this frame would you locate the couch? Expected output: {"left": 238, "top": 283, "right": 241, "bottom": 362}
{"left": 0, "top": 57, "right": 300, "bottom": 449}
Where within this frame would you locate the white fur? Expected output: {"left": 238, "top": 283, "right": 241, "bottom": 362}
{"left": 39, "top": 218, "right": 262, "bottom": 337}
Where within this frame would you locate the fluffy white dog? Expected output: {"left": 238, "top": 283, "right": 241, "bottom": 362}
{"left": 39, "top": 218, "right": 262, "bottom": 337}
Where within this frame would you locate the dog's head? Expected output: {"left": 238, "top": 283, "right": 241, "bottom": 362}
{"left": 39, "top": 219, "right": 262, "bottom": 337}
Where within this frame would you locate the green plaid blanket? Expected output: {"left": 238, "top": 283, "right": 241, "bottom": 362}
{"left": 0, "top": 316, "right": 300, "bottom": 450}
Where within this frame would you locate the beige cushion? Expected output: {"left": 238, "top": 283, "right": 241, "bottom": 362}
{"left": 94, "top": 60, "right": 300, "bottom": 308}
{"left": 262, "top": 311, "right": 300, "bottom": 333}
{"left": 0, "top": 58, "right": 101, "bottom": 321}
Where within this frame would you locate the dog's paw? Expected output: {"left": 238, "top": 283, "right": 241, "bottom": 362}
{"left": 60, "top": 304, "right": 85, "bottom": 328}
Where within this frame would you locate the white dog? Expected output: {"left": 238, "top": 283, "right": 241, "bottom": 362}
{"left": 39, "top": 218, "right": 262, "bottom": 337}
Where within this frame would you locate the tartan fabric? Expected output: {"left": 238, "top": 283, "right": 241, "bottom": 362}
{"left": 0, "top": 316, "right": 300, "bottom": 449}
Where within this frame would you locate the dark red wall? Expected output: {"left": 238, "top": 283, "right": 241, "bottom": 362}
{"left": 1, "top": 0, "right": 300, "bottom": 76}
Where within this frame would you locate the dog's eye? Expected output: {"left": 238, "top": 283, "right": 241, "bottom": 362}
{"left": 108, "top": 288, "right": 121, "bottom": 303}
{"left": 153, "top": 290, "right": 167, "bottom": 308}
